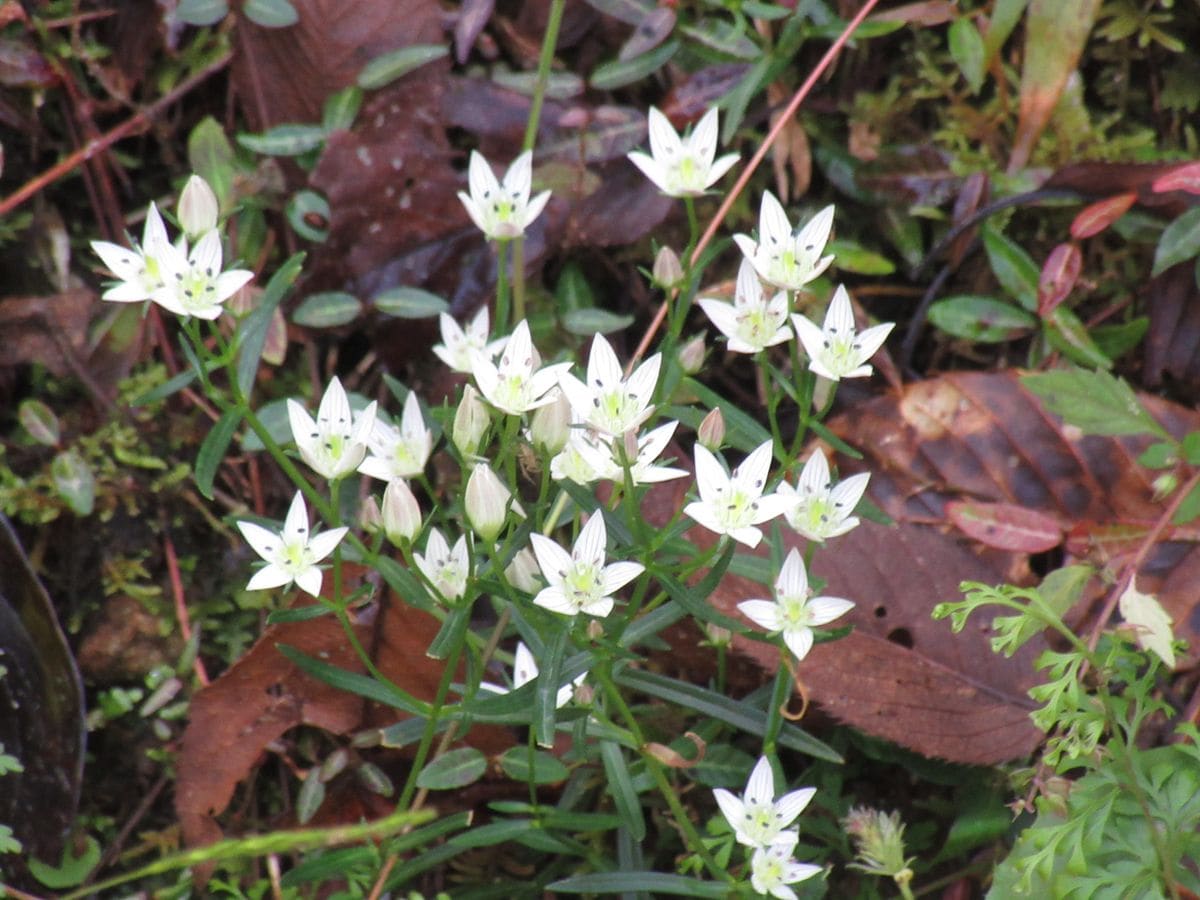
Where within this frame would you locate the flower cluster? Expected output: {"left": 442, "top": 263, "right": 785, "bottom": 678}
{"left": 92, "top": 175, "right": 253, "bottom": 320}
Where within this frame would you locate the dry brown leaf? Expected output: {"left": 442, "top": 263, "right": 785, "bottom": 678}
{"left": 0, "top": 290, "right": 93, "bottom": 376}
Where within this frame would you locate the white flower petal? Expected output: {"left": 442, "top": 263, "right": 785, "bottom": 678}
{"left": 806, "top": 596, "right": 855, "bottom": 626}
{"left": 246, "top": 565, "right": 293, "bottom": 592}
{"left": 294, "top": 565, "right": 324, "bottom": 598}
{"left": 738, "top": 599, "right": 782, "bottom": 632}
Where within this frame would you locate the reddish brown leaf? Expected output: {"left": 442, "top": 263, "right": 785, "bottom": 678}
{"left": 1036, "top": 242, "right": 1081, "bottom": 317}
{"left": 0, "top": 290, "right": 94, "bottom": 377}
{"left": 1151, "top": 161, "right": 1200, "bottom": 196}
{"left": 1069, "top": 192, "right": 1136, "bottom": 240}
{"left": 947, "top": 501, "right": 1064, "bottom": 552}
{"left": 1144, "top": 261, "right": 1200, "bottom": 392}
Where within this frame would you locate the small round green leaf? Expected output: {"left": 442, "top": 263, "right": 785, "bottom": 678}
{"left": 175, "top": 0, "right": 228, "bottom": 26}
{"left": 372, "top": 287, "right": 449, "bottom": 319}
{"left": 499, "top": 747, "right": 569, "bottom": 785}
{"left": 561, "top": 307, "right": 635, "bottom": 336}
{"left": 18, "top": 399, "right": 60, "bottom": 446}
{"left": 50, "top": 450, "right": 95, "bottom": 516}
{"left": 416, "top": 747, "right": 487, "bottom": 790}
{"left": 357, "top": 45, "right": 449, "bottom": 90}
{"left": 296, "top": 770, "right": 326, "bottom": 824}
{"left": 243, "top": 0, "right": 298, "bottom": 26}
{"left": 1152, "top": 207, "right": 1200, "bottom": 276}
{"left": 287, "top": 190, "right": 331, "bottom": 243}
{"left": 827, "top": 240, "right": 896, "bottom": 276}
{"left": 322, "top": 86, "right": 363, "bottom": 133}
{"left": 928, "top": 295, "right": 1036, "bottom": 343}
{"left": 292, "top": 291, "right": 362, "bottom": 328}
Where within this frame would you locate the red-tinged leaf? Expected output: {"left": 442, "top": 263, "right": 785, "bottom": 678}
{"left": 946, "top": 501, "right": 1064, "bottom": 552}
{"left": 1151, "top": 161, "right": 1200, "bottom": 196}
{"left": 1065, "top": 520, "right": 1200, "bottom": 561}
{"left": 1037, "top": 242, "right": 1082, "bottom": 317}
{"left": 1070, "top": 192, "right": 1136, "bottom": 240}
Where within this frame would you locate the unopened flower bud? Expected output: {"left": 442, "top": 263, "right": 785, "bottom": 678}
{"left": 652, "top": 246, "right": 685, "bottom": 291}
{"left": 382, "top": 479, "right": 421, "bottom": 546}
{"left": 530, "top": 390, "right": 571, "bottom": 455}
{"left": 704, "top": 623, "right": 733, "bottom": 647}
{"left": 359, "top": 495, "right": 383, "bottom": 533}
{"left": 844, "top": 807, "right": 914, "bottom": 882}
{"left": 586, "top": 618, "right": 604, "bottom": 641}
{"left": 698, "top": 407, "right": 725, "bottom": 451}
{"left": 453, "top": 384, "right": 489, "bottom": 458}
{"left": 505, "top": 546, "right": 541, "bottom": 593}
{"left": 465, "top": 463, "right": 513, "bottom": 542}
{"left": 678, "top": 334, "right": 706, "bottom": 375}
{"left": 1152, "top": 472, "right": 1179, "bottom": 501}
{"left": 178, "top": 174, "right": 219, "bottom": 239}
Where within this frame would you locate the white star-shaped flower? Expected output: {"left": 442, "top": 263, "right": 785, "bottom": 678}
{"left": 236, "top": 491, "right": 348, "bottom": 598}
{"left": 480, "top": 642, "right": 584, "bottom": 708}
{"left": 791, "top": 285, "right": 894, "bottom": 381}
{"left": 751, "top": 840, "right": 822, "bottom": 900}
{"left": 457, "top": 150, "right": 551, "bottom": 241}
{"left": 734, "top": 194, "right": 835, "bottom": 292}
{"left": 91, "top": 202, "right": 172, "bottom": 303}
{"left": 358, "top": 391, "right": 432, "bottom": 482}
{"left": 472, "top": 319, "right": 571, "bottom": 416}
{"left": 698, "top": 259, "right": 793, "bottom": 354}
{"left": 529, "top": 514, "right": 644, "bottom": 618}
{"left": 626, "top": 106, "right": 739, "bottom": 198}
{"left": 684, "top": 441, "right": 790, "bottom": 548}
{"left": 414, "top": 528, "right": 470, "bottom": 603}
{"left": 433, "top": 307, "right": 507, "bottom": 374}
{"left": 287, "top": 376, "right": 377, "bottom": 482}
{"left": 713, "top": 756, "right": 816, "bottom": 849}
{"left": 738, "top": 547, "right": 854, "bottom": 662}
{"left": 558, "top": 334, "right": 660, "bottom": 437}
{"left": 777, "top": 449, "right": 870, "bottom": 542}
{"left": 151, "top": 229, "right": 253, "bottom": 320}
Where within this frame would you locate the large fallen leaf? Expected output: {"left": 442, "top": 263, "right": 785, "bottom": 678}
{"left": 0, "top": 515, "right": 85, "bottom": 869}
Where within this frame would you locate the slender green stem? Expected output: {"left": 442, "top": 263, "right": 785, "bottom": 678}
{"left": 512, "top": 237, "right": 526, "bottom": 325}
{"left": 542, "top": 488, "right": 571, "bottom": 535}
{"left": 397, "top": 637, "right": 464, "bottom": 809}
{"left": 493, "top": 239, "right": 511, "bottom": 337}
{"left": 593, "top": 663, "right": 732, "bottom": 885}
{"left": 522, "top": 0, "right": 566, "bottom": 152}
{"left": 762, "top": 661, "right": 794, "bottom": 758}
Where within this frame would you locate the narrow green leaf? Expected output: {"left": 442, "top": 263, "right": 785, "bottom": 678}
{"left": 447, "top": 818, "right": 537, "bottom": 849}
{"left": 983, "top": 0, "right": 1029, "bottom": 62}
{"left": 1090, "top": 316, "right": 1148, "bottom": 362}
{"left": 426, "top": 603, "right": 470, "bottom": 660}
{"left": 1152, "top": 207, "right": 1200, "bottom": 276}
{"left": 357, "top": 45, "right": 449, "bottom": 90}
{"left": 238, "top": 252, "right": 305, "bottom": 397}
{"left": 1021, "top": 368, "right": 1169, "bottom": 438}
{"left": 265, "top": 604, "right": 332, "bottom": 624}
{"left": 825, "top": 240, "right": 895, "bottom": 275}
{"left": 131, "top": 366, "right": 200, "bottom": 406}
{"left": 982, "top": 224, "right": 1039, "bottom": 310}
{"left": 1044, "top": 306, "right": 1112, "bottom": 369}
{"left": 535, "top": 629, "right": 568, "bottom": 748}
{"left": 243, "top": 0, "right": 299, "bottom": 27}
{"left": 237, "top": 124, "right": 327, "bottom": 157}
{"left": 590, "top": 40, "right": 678, "bottom": 91}
{"left": 372, "top": 287, "right": 449, "bottom": 319}
{"left": 928, "top": 295, "right": 1037, "bottom": 343}
{"left": 561, "top": 308, "right": 635, "bottom": 336}
{"left": 416, "top": 747, "right": 486, "bottom": 790}
{"left": 499, "top": 747, "right": 570, "bottom": 784}
{"left": 275, "top": 644, "right": 431, "bottom": 716}
{"left": 292, "top": 291, "right": 362, "bottom": 328}
{"left": 600, "top": 741, "right": 645, "bottom": 841}
{"left": 948, "top": 18, "right": 986, "bottom": 93}
{"left": 549, "top": 872, "right": 729, "bottom": 896}
{"left": 617, "top": 669, "right": 842, "bottom": 763}
{"left": 195, "top": 409, "right": 241, "bottom": 500}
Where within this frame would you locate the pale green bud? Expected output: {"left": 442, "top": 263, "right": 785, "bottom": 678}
{"left": 529, "top": 390, "right": 570, "bottom": 455}
{"left": 465, "top": 463, "right": 512, "bottom": 542}
{"left": 505, "top": 546, "right": 541, "bottom": 593}
{"left": 178, "top": 174, "right": 219, "bottom": 239}
{"left": 382, "top": 479, "right": 421, "bottom": 546}
{"left": 652, "top": 245, "right": 684, "bottom": 291}
{"left": 453, "top": 384, "right": 489, "bottom": 458}
{"left": 697, "top": 407, "right": 725, "bottom": 451}
{"left": 359, "top": 495, "right": 383, "bottom": 533}
{"left": 678, "top": 334, "right": 706, "bottom": 375}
